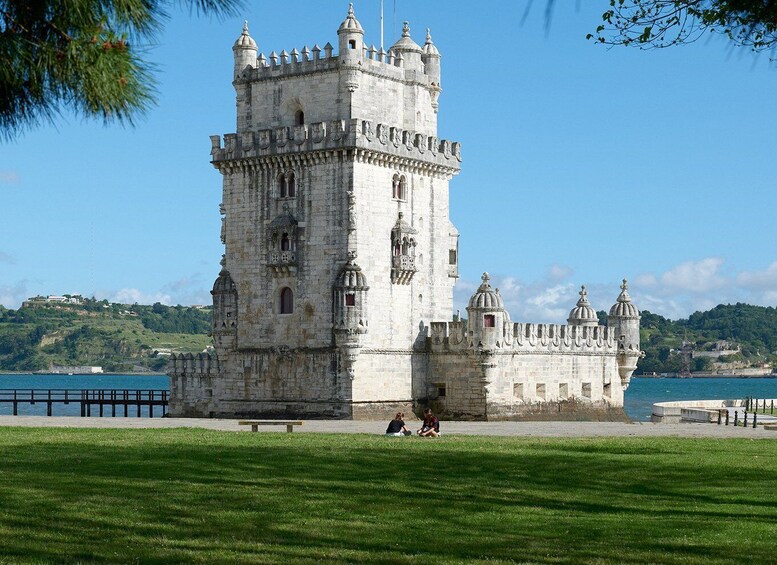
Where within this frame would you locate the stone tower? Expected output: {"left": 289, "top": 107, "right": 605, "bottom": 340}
{"left": 169, "top": 6, "right": 462, "bottom": 418}
{"left": 168, "top": 5, "right": 640, "bottom": 422}
{"left": 608, "top": 279, "right": 643, "bottom": 390}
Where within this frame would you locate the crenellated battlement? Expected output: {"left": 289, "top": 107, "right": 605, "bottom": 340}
{"left": 168, "top": 352, "right": 219, "bottom": 377}
{"left": 429, "top": 320, "right": 617, "bottom": 354}
{"left": 210, "top": 118, "right": 461, "bottom": 173}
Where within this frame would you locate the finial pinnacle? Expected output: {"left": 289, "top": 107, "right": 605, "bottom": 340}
{"left": 426, "top": 28, "right": 432, "bottom": 42}
{"left": 348, "top": 3, "right": 354, "bottom": 16}
{"left": 482, "top": 272, "right": 490, "bottom": 283}
{"left": 621, "top": 278, "right": 628, "bottom": 291}
{"left": 242, "top": 20, "right": 249, "bottom": 34}
{"left": 402, "top": 21, "right": 410, "bottom": 37}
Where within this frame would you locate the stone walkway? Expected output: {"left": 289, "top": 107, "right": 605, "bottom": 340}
{"left": 0, "top": 416, "right": 775, "bottom": 438}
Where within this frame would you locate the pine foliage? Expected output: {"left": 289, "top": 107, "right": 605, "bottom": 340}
{"left": 0, "top": 0, "right": 241, "bottom": 140}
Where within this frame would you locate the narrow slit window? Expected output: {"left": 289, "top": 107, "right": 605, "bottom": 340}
{"left": 280, "top": 287, "right": 294, "bottom": 314}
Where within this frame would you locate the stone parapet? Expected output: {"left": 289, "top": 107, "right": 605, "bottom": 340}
{"left": 210, "top": 118, "right": 461, "bottom": 176}
{"left": 429, "top": 321, "right": 617, "bottom": 354}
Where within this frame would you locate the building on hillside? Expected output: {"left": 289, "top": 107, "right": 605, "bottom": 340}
{"left": 168, "top": 6, "right": 643, "bottom": 420}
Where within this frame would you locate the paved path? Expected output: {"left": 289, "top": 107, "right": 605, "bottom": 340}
{"left": 0, "top": 416, "right": 775, "bottom": 438}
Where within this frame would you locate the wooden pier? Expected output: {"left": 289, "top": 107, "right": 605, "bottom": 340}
{"left": 0, "top": 389, "right": 169, "bottom": 418}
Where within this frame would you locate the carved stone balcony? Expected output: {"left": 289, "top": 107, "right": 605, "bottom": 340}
{"left": 267, "top": 250, "right": 298, "bottom": 276}
{"left": 391, "top": 255, "right": 416, "bottom": 285}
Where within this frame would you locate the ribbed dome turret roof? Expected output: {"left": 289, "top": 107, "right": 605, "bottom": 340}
{"left": 336, "top": 258, "right": 369, "bottom": 290}
{"left": 233, "top": 21, "right": 257, "bottom": 50}
{"left": 609, "top": 279, "right": 640, "bottom": 318}
{"left": 467, "top": 272, "right": 505, "bottom": 310}
{"left": 567, "top": 286, "right": 599, "bottom": 326}
{"left": 212, "top": 268, "right": 236, "bottom": 293}
{"left": 391, "top": 21, "right": 423, "bottom": 53}
{"left": 422, "top": 28, "right": 440, "bottom": 56}
{"left": 338, "top": 3, "right": 364, "bottom": 34}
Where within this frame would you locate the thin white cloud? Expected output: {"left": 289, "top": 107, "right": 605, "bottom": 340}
{"left": 0, "top": 281, "right": 28, "bottom": 309}
{"left": 659, "top": 257, "right": 726, "bottom": 293}
{"left": 0, "top": 251, "right": 16, "bottom": 264}
{"left": 0, "top": 171, "right": 20, "bottom": 184}
{"left": 102, "top": 288, "right": 173, "bottom": 306}
{"left": 736, "top": 261, "right": 777, "bottom": 290}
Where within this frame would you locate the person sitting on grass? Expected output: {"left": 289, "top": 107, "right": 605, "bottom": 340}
{"left": 386, "top": 412, "right": 412, "bottom": 436}
{"left": 417, "top": 408, "right": 440, "bottom": 438}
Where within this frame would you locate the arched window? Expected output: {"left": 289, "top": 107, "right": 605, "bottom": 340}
{"left": 280, "top": 287, "right": 294, "bottom": 314}
{"left": 484, "top": 314, "right": 495, "bottom": 328}
{"left": 349, "top": 39, "right": 356, "bottom": 49}
{"left": 279, "top": 175, "right": 287, "bottom": 198}
{"left": 295, "top": 110, "right": 304, "bottom": 125}
{"left": 392, "top": 174, "right": 400, "bottom": 199}
{"left": 393, "top": 242, "right": 402, "bottom": 256}
{"left": 287, "top": 172, "right": 296, "bottom": 197}
{"left": 281, "top": 233, "right": 291, "bottom": 251}
{"left": 398, "top": 175, "right": 407, "bottom": 200}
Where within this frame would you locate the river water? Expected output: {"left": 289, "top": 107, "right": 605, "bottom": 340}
{"left": 1, "top": 374, "right": 776, "bottom": 421}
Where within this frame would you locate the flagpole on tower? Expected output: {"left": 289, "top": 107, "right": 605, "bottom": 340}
{"left": 380, "top": 0, "right": 384, "bottom": 50}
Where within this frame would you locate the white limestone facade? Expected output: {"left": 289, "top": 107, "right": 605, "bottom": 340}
{"left": 168, "top": 6, "right": 643, "bottom": 420}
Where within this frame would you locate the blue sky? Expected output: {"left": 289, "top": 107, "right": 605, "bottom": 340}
{"left": 1, "top": 1, "right": 775, "bottom": 322}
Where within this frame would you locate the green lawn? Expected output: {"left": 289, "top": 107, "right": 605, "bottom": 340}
{"left": 0, "top": 429, "right": 775, "bottom": 564}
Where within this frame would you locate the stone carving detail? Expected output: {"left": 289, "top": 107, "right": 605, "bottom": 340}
{"left": 362, "top": 120, "right": 373, "bottom": 141}
{"left": 376, "top": 123, "right": 388, "bottom": 145}
{"left": 275, "top": 126, "right": 289, "bottom": 147}
{"left": 258, "top": 129, "right": 271, "bottom": 149}
{"left": 311, "top": 122, "right": 326, "bottom": 143}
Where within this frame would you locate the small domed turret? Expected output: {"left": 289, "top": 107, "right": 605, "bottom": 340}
{"left": 233, "top": 21, "right": 258, "bottom": 79}
{"left": 334, "top": 256, "right": 369, "bottom": 335}
{"left": 337, "top": 4, "right": 364, "bottom": 65}
{"left": 607, "top": 279, "right": 642, "bottom": 390}
{"left": 567, "top": 286, "right": 599, "bottom": 327}
{"left": 390, "top": 21, "right": 424, "bottom": 71}
{"left": 422, "top": 28, "right": 441, "bottom": 83}
{"left": 609, "top": 279, "right": 640, "bottom": 319}
{"left": 466, "top": 272, "right": 512, "bottom": 350}
{"left": 211, "top": 264, "right": 238, "bottom": 350}
{"left": 468, "top": 272, "right": 505, "bottom": 310}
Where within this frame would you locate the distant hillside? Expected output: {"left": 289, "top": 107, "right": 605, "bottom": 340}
{"left": 635, "top": 303, "right": 777, "bottom": 375}
{"left": 0, "top": 299, "right": 213, "bottom": 373}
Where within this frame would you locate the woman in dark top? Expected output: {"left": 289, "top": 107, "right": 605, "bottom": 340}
{"left": 417, "top": 408, "right": 440, "bottom": 437}
{"left": 386, "top": 412, "right": 411, "bottom": 436}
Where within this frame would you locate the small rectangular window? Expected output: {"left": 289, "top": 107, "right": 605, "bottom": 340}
{"left": 536, "top": 383, "right": 546, "bottom": 400}
{"left": 513, "top": 383, "right": 523, "bottom": 400}
{"left": 559, "top": 383, "right": 569, "bottom": 399}
{"left": 434, "top": 383, "right": 446, "bottom": 398}
{"left": 582, "top": 383, "right": 592, "bottom": 399}
{"left": 484, "top": 314, "right": 495, "bottom": 328}
{"left": 345, "top": 293, "right": 355, "bottom": 306}
{"left": 603, "top": 383, "right": 611, "bottom": 398}
{"left": 449, "top": 249, "right": 457, "bottom": 265}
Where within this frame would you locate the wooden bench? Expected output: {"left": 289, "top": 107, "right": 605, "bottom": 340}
{"left": 238, "top": 420, "right": 303, "bottom": 433}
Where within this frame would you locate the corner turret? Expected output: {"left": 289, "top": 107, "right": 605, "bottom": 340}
{"left": 466, "top": 273, "right": 512, "bottom": 351}
{"left": 422, "top": 28, "right": 441, "bottom": 83}
{"left": 212, "top": 257, "right": 238, "bottom": 350}
{"left": 233, "top": 21, "right": 257, "bottom": 79}
{"left": 567, "top": 286, "right": 598, "bottom": 328}
{"left": 337, "top": 4, "right": 364, "bottom": 65}
{"left": 607, "top": 279, "right": 642, "bottom": 390}
{"left": 333, "top": 254, "right": 369, "bottom": 380}
{"left": 390, "top": 21, "right": 424, "bottom": 72}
